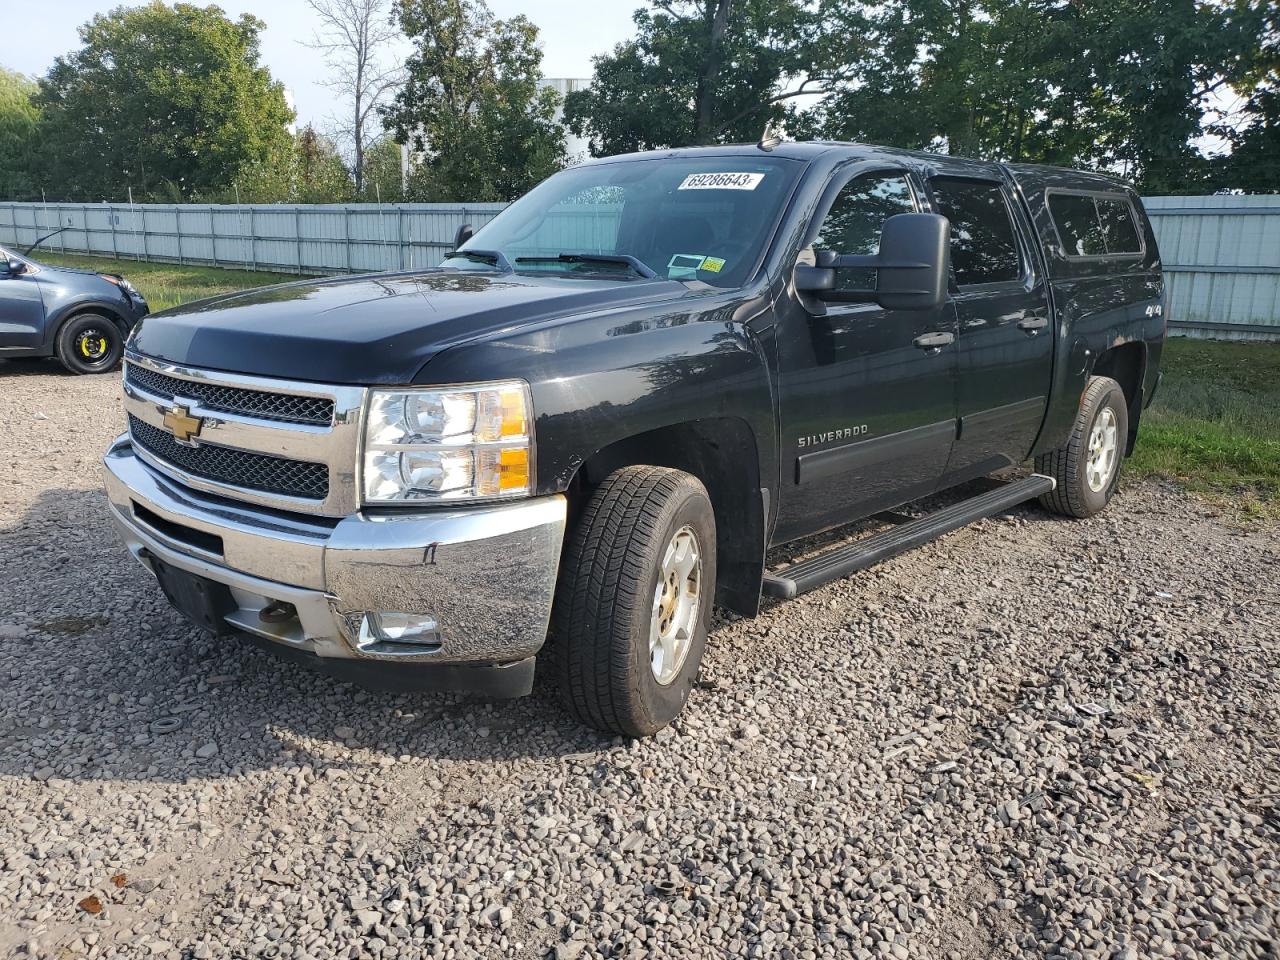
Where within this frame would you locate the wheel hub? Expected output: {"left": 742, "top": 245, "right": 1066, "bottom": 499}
{"left": 649, "top": 525, "right": 701, "bottom": 686}
{"left": 1085, "top": 405, "right": 1119, "bottom": 493}
{"left": 77, "top": 329, "right": 110, "bottom": 362}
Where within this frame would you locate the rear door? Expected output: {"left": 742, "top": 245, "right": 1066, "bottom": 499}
{"left": 772, "top": 164, "right": 958, "bottom": 543}
{"left": 0, "top": 253, "right": 46, "bottom": 350}
{"left": 926, "top": 175, "right": 1054, "bottom": 481}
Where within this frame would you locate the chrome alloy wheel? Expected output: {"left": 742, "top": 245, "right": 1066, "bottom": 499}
{"left": 649, "top": 525, "right": 702, "bottom": 686}
{"left": 1085, "top": 405, "right": 1119, "bottom": 493}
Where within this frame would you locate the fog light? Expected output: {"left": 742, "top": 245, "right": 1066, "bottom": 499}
{"left": 359, "top": 612, "right": 442, "bottom": 647}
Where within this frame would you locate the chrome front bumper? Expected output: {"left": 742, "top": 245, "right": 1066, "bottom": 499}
{"left": 103, "top": 435, "right": 566, "bottom": 680}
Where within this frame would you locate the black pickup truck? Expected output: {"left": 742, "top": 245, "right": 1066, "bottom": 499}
{"left": 103, "top": 141, "right": 1164, "bottom": 736}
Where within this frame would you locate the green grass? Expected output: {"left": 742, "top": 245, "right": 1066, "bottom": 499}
{"left": 29, "top": 251, "right": 312, "bottom": 313}
{"left": 1128, "top": 338, "right": 1280, "bottom": 518}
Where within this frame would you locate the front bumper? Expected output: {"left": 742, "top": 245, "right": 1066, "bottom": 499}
{"left": 103, "top": 435, "right": 566, "bottom": 695}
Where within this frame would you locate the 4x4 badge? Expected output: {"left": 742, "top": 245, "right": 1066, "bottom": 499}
{"left": 162, "top": 404, "right": 203, "bottom": 444}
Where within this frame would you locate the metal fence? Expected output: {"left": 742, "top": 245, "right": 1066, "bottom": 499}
{"left": 1144, "top": 195, "right": 1280, "bottom": 340}
{"left": 0, "top": 202, "right": 508, "bottom": 274}
{"left": 3, "top": 196, "right": 1279, "bottom": 339}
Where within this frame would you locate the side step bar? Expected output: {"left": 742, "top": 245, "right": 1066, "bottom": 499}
{"left": 761, "top": 474, "right": 1055, "bottom": 600}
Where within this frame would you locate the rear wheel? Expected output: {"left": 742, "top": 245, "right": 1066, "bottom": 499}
{"left": 1036, "top": 375, "right": 1128, "bottom": 518}
{"left": 552, "top": 466, "right": 716, "bottom": 737}
{"left": 56, "top": 314, "right": 124, "bottom": 375}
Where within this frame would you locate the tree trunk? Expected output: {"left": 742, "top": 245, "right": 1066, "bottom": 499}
{"left": 694, "top": 0, "right": 732, "bottom": 144}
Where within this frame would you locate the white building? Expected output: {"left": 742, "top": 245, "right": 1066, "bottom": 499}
{"left": 538, "top": 78, "right": 592, "bottom": 161}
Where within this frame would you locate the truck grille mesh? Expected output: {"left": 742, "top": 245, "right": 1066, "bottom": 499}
{"left": 128, "top": 415, "right": 330, "bottom": 500}
{"left": 126, "top": 363, "right": 334, "bottom": 426}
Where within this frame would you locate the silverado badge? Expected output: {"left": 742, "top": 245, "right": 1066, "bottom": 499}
{"left": 162, "top": 404, "right": 203, "bottom": 444}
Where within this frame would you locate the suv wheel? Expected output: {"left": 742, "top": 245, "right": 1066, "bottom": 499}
{"left": 1036, "top": 375, "right": 1129, "bottom": 518}
{"left": 553, "top": 466, "right": 716, "bottom": 737}
{"left": 56, "top": 314, "right": 124, "bottom": 375}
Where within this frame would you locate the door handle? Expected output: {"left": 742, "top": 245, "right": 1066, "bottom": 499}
{"left": 913, "top": 331, "right": 955, "bottom": 350}
{"left": 1017, "top": 315, "right": 1049, "bottom": 333}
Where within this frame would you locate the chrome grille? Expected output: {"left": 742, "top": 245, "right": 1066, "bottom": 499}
{"left": 122, "top": 352, "right": 365, "bottom": 517}
{"left": 129, "top": 415, "right": 330, "bottom": 500}
{"left": 126, "top": 363, "right": 334, "bottom": 426}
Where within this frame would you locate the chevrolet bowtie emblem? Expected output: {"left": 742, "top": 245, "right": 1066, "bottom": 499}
{"left": 162, "top": 404, "right": 203, "bottom": 443}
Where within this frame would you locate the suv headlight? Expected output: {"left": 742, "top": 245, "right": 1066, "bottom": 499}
{"left": 362, "top": 382, "right": 533, "bottom": 503}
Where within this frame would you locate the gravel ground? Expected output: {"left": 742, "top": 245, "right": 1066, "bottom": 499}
{"left": 1, "top": 357, "right": 1277, "bottom": 960}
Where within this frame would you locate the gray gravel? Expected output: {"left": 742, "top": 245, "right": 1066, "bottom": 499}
{"left": 1, "top": 357, "right": 1278, "bottom": 960}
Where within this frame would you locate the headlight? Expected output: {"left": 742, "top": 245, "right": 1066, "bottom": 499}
{"left": 362, "top": 382, "right": 533, "bottom": 503}
{"left": 100, "top": 274, "right": 143, "bottom": 299}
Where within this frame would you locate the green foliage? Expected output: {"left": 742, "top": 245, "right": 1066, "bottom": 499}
{"left": 1206, "top": 0, "right": 1279, "bottom": 193}
{"left": 382, "top": 0, "right": 566, "bottom": 202}
{"left": 798, "top": 0, "right": 1250, "bottom": 192}
{"left": 208, "top": 126, "right": 355, "bottom": 203}
{"left": 33, "top": 1, "right": 295, "bottom": 201}
{"left": 571, "top": 0, "right": 1271, "bottom": 193}
{"left": 0, "top": 67, "right": 39, "bottom": 199}
{"left": 359, "top": 136, "right": 407, "bottom": 202}
{"left": 564, "top": 0, "right": 818, "bottom": 156}
{"left": 1128, "top": 338, "right": 1280, "bottom": 517}
{"left": 293, "top": 126, "right": 356, "bottom": 203}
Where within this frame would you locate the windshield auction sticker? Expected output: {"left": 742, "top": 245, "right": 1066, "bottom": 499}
{"left": 678, "top": 172, "right": 765, "bottom": 191}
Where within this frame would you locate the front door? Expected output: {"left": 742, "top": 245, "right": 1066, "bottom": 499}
{"left": 772, "top": 166, "right": 958, "bottom": 544}
{"left": 0, "top": 258, "right": 46, "bottom": 350}
{"left": 926, "top": 176, "right": 1054, "bottom": 480}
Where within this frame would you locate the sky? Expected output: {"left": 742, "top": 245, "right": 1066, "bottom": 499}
{"left": 0, "top": 0, "right": 640, "bottom": 132}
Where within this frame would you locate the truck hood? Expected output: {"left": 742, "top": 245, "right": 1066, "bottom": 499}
{"left": 128, "top": 270, "right": 691, "bottom": 384}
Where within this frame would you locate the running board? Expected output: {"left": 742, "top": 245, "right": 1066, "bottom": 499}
{"left": 761, "top": 474, "right": 1055, "bottom": 600}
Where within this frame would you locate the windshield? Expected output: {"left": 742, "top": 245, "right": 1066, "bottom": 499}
{"left": 446, "top": 155, "right": 804, "bottom": 288}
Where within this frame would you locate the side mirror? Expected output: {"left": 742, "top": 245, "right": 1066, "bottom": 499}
{"left": 795, "top": 213, "right": 950, "bottom": 311}
{"left": 5, "top": 258, "right": 24, "bottom": 276}
{"left": 454, "top": 223, "right": 474, "bottom": 249}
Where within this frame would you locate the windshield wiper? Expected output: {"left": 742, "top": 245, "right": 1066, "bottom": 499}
{"left": 514, "top": 253, "right": 658, "bottom": 279}
{"left": 445, "top": 248, "right": 514, "bottom": 272}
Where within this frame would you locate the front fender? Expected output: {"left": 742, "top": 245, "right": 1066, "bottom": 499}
{"left": 415, "top": 298, "right": 778, "bottom": 504}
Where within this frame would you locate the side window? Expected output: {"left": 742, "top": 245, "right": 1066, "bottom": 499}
{"left": 1048, "top": 192, "right": 1143, "bottom": 257}
{"left": 813, "top": 173, "right": 916, "bottom": 255}
{"left": 811, "top": 173, "right": 915, "bottom": 291}
{"left": 930, "top": 177, "right": 1022, "bottom": 286}
{"left": 1048, "top": 193, "right": 1107, "bottom": 256}
{"left": 1095, "top": 196, "right": 1142, "bottom": 254}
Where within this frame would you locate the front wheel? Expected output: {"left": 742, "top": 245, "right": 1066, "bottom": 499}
{"left": 1036, "top": 375, "right": 1129, "bottom": 518}
{"left": 56, "top": 314, "right": 124, "bottom": 375}
{"left": 552, "top": 466, "right": 716, "bottom": 737}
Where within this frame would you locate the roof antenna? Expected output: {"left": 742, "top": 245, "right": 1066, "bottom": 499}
{"left": 758, "top": 118, "right": 785, "bottom": 152}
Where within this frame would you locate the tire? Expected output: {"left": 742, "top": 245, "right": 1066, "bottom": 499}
{"left": 552, "top": 466, "right": 716, "bottom": 737}
{"left": 1036, "top": 375, "right": 1129, "bottom": 518}
{"left": 56, "top": 313, "right": 124, "bottom": 375}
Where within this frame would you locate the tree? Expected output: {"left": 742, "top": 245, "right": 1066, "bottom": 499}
{"left": 800, "top": 0, "right": 1254, "bottom": 193}
{"left": 359, "top": 135, "right": 407, "bottom": 201}
{"left": 218, "top": 125, "right": 354, "bottom": 202}
{"left": 295, "top": 125, "right": 356, "bottom": 202}
{"left": 0, "top": 67, "right": 39, "bottom": 199}
{"left": 34, "top": 2, "right": 295, "bottom": 201}
{"left": 382, "top": 0, "right": 565, "bottom": 202}
{"left": 1208, "top": 0, "right": 1280, "bottom": 192}
{"left": 564, "top": 0, "right": 822, "bottom": 156}
{"left": 304, "top": 0, "right": 404, "bottom": 194}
